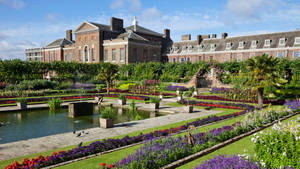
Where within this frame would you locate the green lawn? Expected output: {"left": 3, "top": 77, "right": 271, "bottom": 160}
{"left": 177, "top": 114, "right": 300, "bottom": 169}
{"left": 0, "top": 109, "right": 239, "bottom": 168}
{"left": 54, "top": 112, "right": 245, "bottom": 169}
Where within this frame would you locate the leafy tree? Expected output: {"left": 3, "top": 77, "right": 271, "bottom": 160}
{"left": 95, "top": 63, "right": 119, "bottom": 94}
{"left": 242, "top": 54, "right": 286, "bottom": 108}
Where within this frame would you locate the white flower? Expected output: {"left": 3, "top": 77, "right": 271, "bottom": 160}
{"left": 283, "top": 152, "right": 287, "bottom": 156}
{"left": 251, "top": 137, "right": 257, "bottom": 143}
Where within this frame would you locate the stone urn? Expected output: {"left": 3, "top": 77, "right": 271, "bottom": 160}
{"left": 17, "top": 102, "right": 27, "bottom": 110}
{"left": 176, "top": 90, "right": 180, "bottom": 96}
{"left": 99, "top": 118, "right": 114, "bottom": 128}
{"left": 193, "top": 91, "right": 198, "bottom": 97}
{"left": 159, "top": 95, "right": 163, "bottom": 99}
{"left": 118, "top": 99, "right": 126, "bottom": 105}
{"left": 177, "top": 95, "right": 183, "bottom": 102}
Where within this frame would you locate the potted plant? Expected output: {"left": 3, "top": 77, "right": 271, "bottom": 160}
{"left": 150, "top": 97, "right": 160, "bottom": 110}
{"left": 99, "top": 107, "right": 115, "bottom": 128}
{"left": 183, "top": 91, "right": 193, "bottom": 113}
{"left": 118, "top": 94, "right": 127, "bottom": 105}
{"left": 17, "top": 97, "right": 27, "bottom": 109}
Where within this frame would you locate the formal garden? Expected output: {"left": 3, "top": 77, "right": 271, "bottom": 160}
{"left": 0, "top": 54, "right": 299, "bottom": 169}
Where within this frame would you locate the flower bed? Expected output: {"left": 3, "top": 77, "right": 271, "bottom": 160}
{"left": 5, "top": 110, "right": 248, "bottom": 169}
{"left": 195, "top": 95, "right": 284, "bottom": 105}
{"left": 285, "top": 100, "right": 300, "bottom": 110}
{"left": 165, "top": 85, "right": 188, "bottom": 91}
{"left": 103, "top": 94, "right": 150, "bottom": 101}
{"left": 106, "top": 108, "right": 295, "bottom": 169}
{"left": 179, "top": 99, "right": 255, "bottom": 110}
{"left": 194, "top": 155, "right": 260, "bottom": 169}
{"left": 211, "top": 87, "right": 230, "bottom": 94}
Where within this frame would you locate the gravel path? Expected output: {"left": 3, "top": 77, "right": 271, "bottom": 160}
{"left": 0, "top": 99, "right": 220, "bottom": 161}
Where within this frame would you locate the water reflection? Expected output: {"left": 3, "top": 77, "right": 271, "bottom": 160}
{"left": 0, "top": 106, "right": 165, "bottom": 144}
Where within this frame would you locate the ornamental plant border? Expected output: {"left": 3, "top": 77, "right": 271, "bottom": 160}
{"left": 179, "top": 99, "right": 255, "bottom": 110}
{"left": 161, "top": 112, "right": 299, "bottom": 169}
{"left": 5, "top": 108, "right": 251, "bottom": 169}
{"left": 194, "top": 95, "right": 284, "bottom": 105}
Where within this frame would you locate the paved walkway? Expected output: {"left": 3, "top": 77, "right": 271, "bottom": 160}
{"left": 0, "top": 98, "right": 221, "bottom": 161}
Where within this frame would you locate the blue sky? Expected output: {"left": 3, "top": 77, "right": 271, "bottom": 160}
{"left": 1, "top": 0, "right": 300, "bottom": 59}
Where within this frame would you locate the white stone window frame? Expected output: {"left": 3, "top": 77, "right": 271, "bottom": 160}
{"left": 186, "top": 57, "right": 191, "bottom": 62}
{"left": 251, "top": 40, "right": 258, "bottom": 48}
{"left": 226, "top": 42, "right": 232, "bottom": 50}
{"left": 279, "top": 38, "right": 286, "bottom": 46}
{"left": 83, "top": 45, "right": 89, "bottom": 62}
{"left": 188, "top": 45, "right": 194, "bottom": 52}
{"left": 172, "top": 58, "right": 176, "bottom": 63}
{"left": 277, "top": 51, "right": 284, "bottom": 58}
{"left": 294, "top": 37, "right": 300, "bottom": 45}
{"left": 180, "top": 57, "right": 185, "bottom": 63}
{"left": 237, "top": 54, "right": 243, "bottom": 62}
{"left": 264, "top": 39, "right": 271, "bottom": 47}
{"left": 293, "top": 51, "right": 299, "bottom": 59}
{"left": 120, "top": 48, "right": 125, "bottom": 62}
{"left": 210, "top": 44, "right": 216, "bottom": 51}
{"left": 238, "top": 41, "right": 245, "bottom": 49}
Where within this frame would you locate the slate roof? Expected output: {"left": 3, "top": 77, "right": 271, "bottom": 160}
{"left": 116, "top": 30, "right": 149, "bottom": 41}
{"left": 126, "top": 25, "right": 163, "bottom": 37}
{"left": 170, "top": 30, "right": 300, "bottom": 54}
{"left": 45, "top": 38, "right": 74, "bottom": 48}
{"left": 88, "top": 22, "right": 111, "bottom": 31}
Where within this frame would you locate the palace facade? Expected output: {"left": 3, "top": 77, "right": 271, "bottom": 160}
{"left": 26, "top": 16, "right": 300, "bottom": 63}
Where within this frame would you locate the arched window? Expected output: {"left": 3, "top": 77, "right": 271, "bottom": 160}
{"left": 84, "top": 46, "right": 89, "bottom": 62}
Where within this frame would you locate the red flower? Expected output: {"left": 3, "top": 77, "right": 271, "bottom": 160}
{"left": 108, "top": 164, "right": 113, "bottom": 168}
{"left": 101, "top": 163, "right": 106, "bottom": 167}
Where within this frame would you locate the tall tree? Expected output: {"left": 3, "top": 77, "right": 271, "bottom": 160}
{"left": 95, "top": 63, "right": 119, "bottom": 94}
{"left": 243, "top": 54, "right": 286, "bottom": 108}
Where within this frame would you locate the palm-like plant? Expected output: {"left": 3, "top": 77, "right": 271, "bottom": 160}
{"left": 95, "top": 63, "right": 119, "bottom": 94}
{"left": 243, "top": 54, "right": 286, "bottom": 108}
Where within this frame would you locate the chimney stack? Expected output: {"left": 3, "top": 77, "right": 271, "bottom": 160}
{"left": 202, "top": 34, "right": 210, "bottom": 39}
{"left": 181, "top": 34, "right": 191, "bottom": 41}
{"left": 222, "top": 33, "right": 228, "bottom": 39}
{"left": 197, "top": 35, "right": 203, "bottom": 44}
{"left": 110, "top": 17, "right": 124, "bottom": 32}
{"left": 164, "top": 29, "right": 170, "bottom": 39}
{"left": 66, "top": 30, "right": 72, "bottom": 41}
{"left": 212, "top": 34, "right": 217, "bottom": 39}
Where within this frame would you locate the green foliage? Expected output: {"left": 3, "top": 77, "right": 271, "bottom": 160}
{"left": 48, "top": 98, "right": 62, "bottom": 111}
{"left": 101, "top": 107, "right": 116, "bottom": 119}
{"left": 16, "top": 97, "right": 27, "bottom": 103}
{"left": 253, "top": 120, "right": 299, "bottom": 168}
{"left": 5, "top": 79, "right": 59, "bottom": 91}
{"left": 117, "top": 82, "right": 136, "bottom": 90}
{"left": 118, "top": 94, "right": 127, "bottom": 101}
{"left": 150, "top": 97, "right": 160, "bottom": 104}
{"left": 183, "top": 91, "right": 192, "bottom": 97}
{"left": 95, "top": 63, "right": 119, "bottom": 94}
{"left": 96, "top": 84, "right": 106, "bottom": 91}
{"left": 57, "top": 81, "right": 73, "bottom": 90}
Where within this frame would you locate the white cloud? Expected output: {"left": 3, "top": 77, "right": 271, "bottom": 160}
{"left": 110, "top": 0, "right": 124, "bottom": 9}
{"left": 0, "top": 0, "right": 24, "bottom": 9}
{"left": 0, "top": 40, "right": 38, "bottom": 60}
{"left": 226, "top": 0, "right": 282, "bottom": 20}
{"left": 45, "top": 13, "right": 60, "bottom": 23}
{"left": 141, "top": 7, "right": 162, "bottom": 20}
{"left": 110, "top": 0, "right": 141, "bottom": 11}
{"left": 127, "top": 0, "right": 141, "bottom": 11}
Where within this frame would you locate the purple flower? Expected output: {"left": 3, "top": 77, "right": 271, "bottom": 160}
{"left": 165, "top": 85, "right": 188, "bottom": 91}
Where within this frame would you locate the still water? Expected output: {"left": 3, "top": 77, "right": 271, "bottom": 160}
{"left": 0, "top": 106, "right": 160, "bottom": 144}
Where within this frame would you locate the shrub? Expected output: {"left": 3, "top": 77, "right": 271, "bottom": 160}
{"left": 118, "top": 94, "right": 126, "bottom": 101}
{"left": 183, "top": 91, "right": 193, "bottom": 97}
{"left": 253, "top": 120, "right": 300, "bottom": 169}
{"left": 16, "top": 97, "right": 27, "bottom": 103}
{"left": 48, "top": 98, "right": 62, "bottom": 111}
{"left": 58, "top": 81, "right": 73, "bottom": 90}
{"left": 101, "top": 107, "right": 115, "bottom": 119}
{"left": 194, "top": 155, "right": 260, "bottom": 169}
{"left": 118, "top": 83, "right": 136, "bottom": 90}
{"left": 0, "top": 82, "right": 8, "bottom": 90}
{"left": 96, "top": 84, "right": 106, "bottom": 91}
{"left": 150, "top": 97, "right": 160, "bottom": 104}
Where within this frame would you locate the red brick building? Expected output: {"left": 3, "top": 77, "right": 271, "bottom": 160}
{"left": 26, "top": 17, "right": 171, "bottom": 64}
{"left": 167, "top": 31, "right": 300, "bottom": 63}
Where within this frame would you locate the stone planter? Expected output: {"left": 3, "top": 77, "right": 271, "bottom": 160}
{"left": 17, "top": 102, "right": 27, "bottom": 109}
{"left": 118, "top": 99, "right": 126, "bottom": 105}
{"left": 177, "top": 96, "right": 183, "bottom": 102}
{"left": 184, "top": 105, "right": 193, "bottom": 113}
{"left": 193, "top": 91, "right": 198, "bottom": 96}
{"left": 150, "top": 110, "right": 158, "bottom": 118}
{"left": 99, "top": 118, "right": 114, "bottom": 128}
{"left": 68, "top": 102, "right": 94, "bottom": 118}
{"left": 151, "top": 103, "right": 160, "bottom": 110}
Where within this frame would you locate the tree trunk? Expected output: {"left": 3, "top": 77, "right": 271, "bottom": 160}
{"left": 257, "top": 87, "right": 264, "bottom": 109}
{"left": 106, "top": 81, "right": 110, "bottom": 94}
